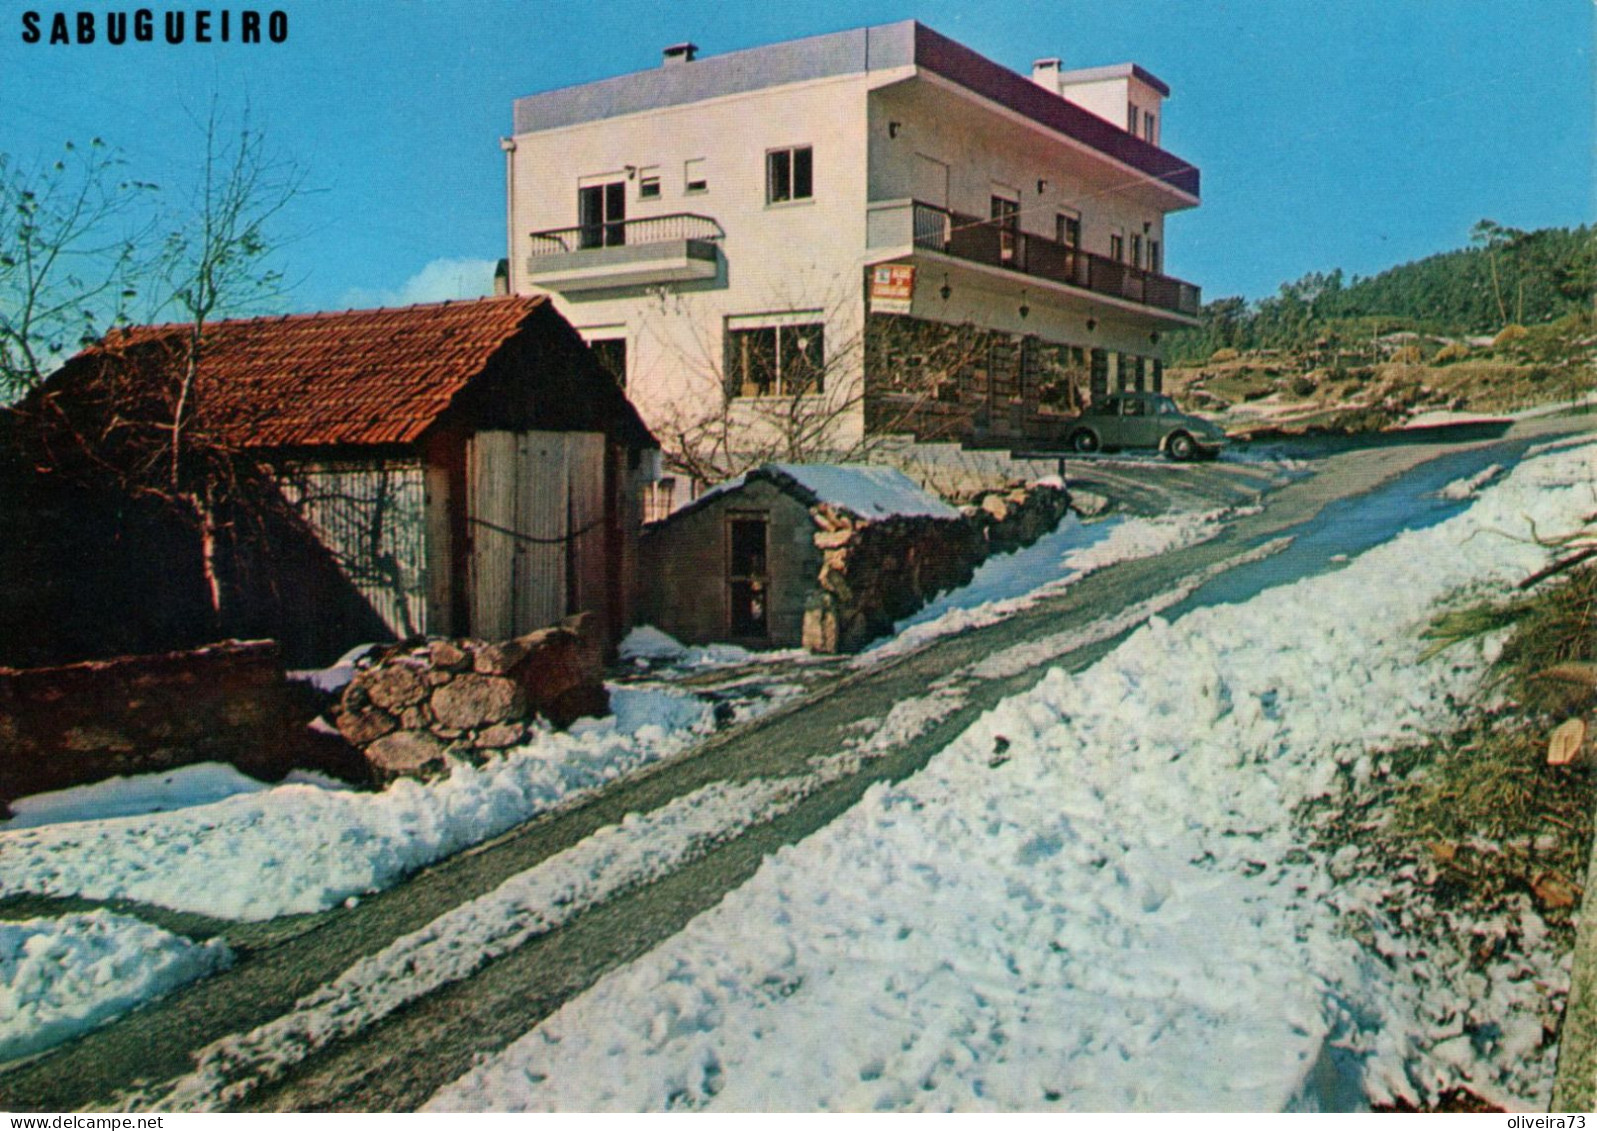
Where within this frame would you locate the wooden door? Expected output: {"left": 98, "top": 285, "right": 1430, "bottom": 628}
{"left": 468, "top": 430, "right": 607, "bottom": 641}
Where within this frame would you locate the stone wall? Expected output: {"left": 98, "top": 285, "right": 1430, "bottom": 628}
{"left": 965, "top": 481, "right": 1074, "bottom": 554}
{"left": 0, "top": 641, "right": 305, "bottom": 805}
{"left": 802, "top": 481, "right": 1071, "bottom": 654}
{"left": 331, "top": 613, "right": 607, "bottom": 783}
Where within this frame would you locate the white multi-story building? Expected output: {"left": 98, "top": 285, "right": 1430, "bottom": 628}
{"left": 504, "top": 20, "right": 1201, "bottom": 476}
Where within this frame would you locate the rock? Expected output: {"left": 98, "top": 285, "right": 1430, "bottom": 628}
{"left": 1548, "top": 718, "right": 1588, "bottom": 766}
{"left": 507, "top": 613, "right": 609, "bottom": 726}
{"left": 431, "top": 674, "right": 525, "bottom": 730}
{"left": 428, "top": 640, "right": 470, "bottom": 671}
{"left": 365, "top": 730, "right": 449, "bottom": 784}
{"left": 474, "top": 638, "right": 530, "bottom": 675}
{"left": 979, "top": 494, "right": 1010, "bottom": 522}
{"left": 398, "top": 705, "right": 433, "bottom": 730}
{"left": 336, "top": 706, "right": 398, "bottom": 746}
{"left": 423, "top": 670, "right": 452, "bottom": 686}
{"left": 361, "top": 664, "right": 429, "bottom": 711}
{"left": 813, "top": 527, "right": 853, "bottom": 550}
{"left": 473, "top": 722, "right": 526, "bottom": 749}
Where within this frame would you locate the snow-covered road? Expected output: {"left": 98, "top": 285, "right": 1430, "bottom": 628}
{"left": 426, "top": 439, "right": 1596, "bottom": 1112}
{"left": 3, "top": 426, "right": 1593, "bottom": 1111}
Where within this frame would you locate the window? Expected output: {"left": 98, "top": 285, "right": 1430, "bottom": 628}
{"left": 638, "top": 167, "right": 661, "bottom": 200}
{"left": 1143, "top": 110, "right": 1157, "bottom": 144}
{"left": 578, "top": 181, "right": 625, "bottom": 249}
{"left": 1109, "top": 230, "right": 1125, "bottom": 262}
{"left": 1127, "top": 102, "right": 1138, "bottom": 133}
{"left": 726, "top": 321, "right": 825, "bottom": 397}
{"left": 991, "top": 194, "right": 1020, "bottom": 263}
{"left": 1130, "top": 233, "right": 1143, "bottom": 269}
{"left": 685, "top": 157, "right": 708, "bottom": 194}
{"left": 766, "top": 146, "right": 813, "bottom": 203}
{"left": 1055, "top": 210, "right": 1081, "bottom": 248}
{"left": 1148, "top": 239, "right": 1162, "bottom": 275}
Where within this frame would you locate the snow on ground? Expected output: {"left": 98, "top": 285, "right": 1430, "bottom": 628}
{"left": 1435, "top": 463, "right": 1505, "bottom": 501}
{"left": 0, "top": 911, "right": 230, "bottom": 1063}
{"left": 0, "top": 685, "right": 715, "bottom": 921}
{"left": 0, "top": 765, "right": 350, "bottom": 832}
{"left": 618, "top": 627, "right": 811, "bottom": 672}
{"left": 859, "top": 508, "right": 1236, "bottom": 665}
{"left": 134, "top": 689, "right": 991, "bottom": 1111}
{"left": 427, "top": 440, "right": 1597, "bottom": 1113}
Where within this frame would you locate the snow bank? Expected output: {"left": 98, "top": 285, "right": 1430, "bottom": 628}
{"left": 859, "top": 508, "right": 1233, "bottom": 665}
{"left": 0, "top": 911, "right": 230, "bottom": 1062}
{"left": 2, "top": 764, "right": 275, "bottom": 831}
{"left": 0, "top": 686, "right": 713, "bottom": 921}
{"left": 428, "top": 440, "right": 1597, "bottom": 1112}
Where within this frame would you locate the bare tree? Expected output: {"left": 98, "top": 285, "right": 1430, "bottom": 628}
{"left": 11, "top": 106, "right": 307, "bottom": 630}
{"left": 153, "top": 104, "right": 304, "bottom": 617}
{"left": 643, "top": 277, "right": 997, "bottom": 488}
{"left": 0, "top": 138, "right": 154, "bottom": 402}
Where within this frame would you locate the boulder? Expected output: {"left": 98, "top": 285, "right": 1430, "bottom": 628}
{"left": 362, "top": 664, "right": 428, "bottom": 712}
{"left": 336, "top": 706, "right": 398, "bottom": 747}
{"left": 506, "top": 613, "right": 609, "bottom": 726}
{"left": 431, "top": 674, "right": 525, "bottom": 730}
{"left": 474, "top": 638, "right": 530, "bottom": 676}
{"left": 365, "top": 730, "right": 449, "bottom": 784}
{"left": 473, "top": 722, "right": 527, "bottom": 749}
{"left": 428, "top": 640, "right": 470, "bottom": 671}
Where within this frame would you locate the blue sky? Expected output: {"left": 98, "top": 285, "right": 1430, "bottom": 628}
{"left": 2, "top": 0, "right": 1590, "bottom": 312}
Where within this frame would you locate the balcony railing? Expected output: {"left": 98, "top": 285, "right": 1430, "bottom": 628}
{"left": 528, "top": 213, "right": 724, "bottom": 256}
{"left": 883, "top": 200, "right": 1200, "bottom": 317}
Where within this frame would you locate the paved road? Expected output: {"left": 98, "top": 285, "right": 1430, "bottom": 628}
{"left": 2, "top": 416, "right": 1589, "bottom": 1112}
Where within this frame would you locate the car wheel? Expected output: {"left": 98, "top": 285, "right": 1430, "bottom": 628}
{"left": 1166, "top": 432, "right": 1196, "bottom": 461}
{"left": 1071, "top": 429, "right": 1100, "bottom": 454}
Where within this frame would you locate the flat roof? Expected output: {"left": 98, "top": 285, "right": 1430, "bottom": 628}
{"left": 1056, "top": 62, "right": 1171, "bottom": 97}
{"left": 512, "top": 21, "right": 1198, "bottom": 199}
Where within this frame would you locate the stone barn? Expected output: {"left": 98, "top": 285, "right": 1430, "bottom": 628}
{"left": 639, "top": 463, "right": 984, "bottom": 653}
{"left": 9, "top": 296, "right": 659, "bottom": 667}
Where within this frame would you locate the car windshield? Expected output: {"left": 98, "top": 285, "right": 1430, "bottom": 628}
{"left": 1152, "top": 395, "right": 1179, "bottom": 414}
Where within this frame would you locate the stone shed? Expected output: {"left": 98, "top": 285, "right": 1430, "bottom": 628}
{"left": 639, "top": 463, "right": 984, "bottom": 653}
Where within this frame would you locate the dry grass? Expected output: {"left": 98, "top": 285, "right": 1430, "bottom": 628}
{"left": 1383, "top": 564, "right": 1597, "bottom": 930}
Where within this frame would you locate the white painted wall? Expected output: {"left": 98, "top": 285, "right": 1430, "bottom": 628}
{"left": 1056, "top": 74, "right": 1164, "bottom": 146}
{"left": 867, "top": 81, "right": 1168, "bottom": 267}
{"left": 508, "top": 72, "right": 885, "bottom": 453}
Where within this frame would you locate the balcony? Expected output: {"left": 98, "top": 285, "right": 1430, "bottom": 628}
{"left": 867, "top": 199, "right": 1200, "bottom": 318}
{"left": 525, "top": 213, "right": 723, "bottom": 293}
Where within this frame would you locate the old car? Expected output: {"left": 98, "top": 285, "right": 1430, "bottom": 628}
{"left": 1065, "top": 391, "right": 1228, "bottom": 460}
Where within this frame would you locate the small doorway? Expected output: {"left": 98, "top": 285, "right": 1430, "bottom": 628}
{"left": 727, "top": 514, "right": 769, "bottom": 641}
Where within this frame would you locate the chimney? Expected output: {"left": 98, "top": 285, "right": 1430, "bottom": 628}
{"left": 662, "top": 42, "right": 698, "bottom": 66}
{"left": 1031, "top": 57, "right": 1062, "bottom": 93}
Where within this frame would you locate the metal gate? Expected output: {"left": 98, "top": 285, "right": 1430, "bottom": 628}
{"left": 467, "top": 430, "right": 606, "bottom": 640}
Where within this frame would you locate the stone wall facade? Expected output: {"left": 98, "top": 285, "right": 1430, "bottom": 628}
{"left": 0, "top": 641, "right": 303, "bottom": 805}
{"left": 801, "top": 481, "right": 1070, "bottom": 653}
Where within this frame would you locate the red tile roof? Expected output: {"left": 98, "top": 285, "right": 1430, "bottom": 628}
{"left": 77, "top": 296, "right": 556, "bottom": 449}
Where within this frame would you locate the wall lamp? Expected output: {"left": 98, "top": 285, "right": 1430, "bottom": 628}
{"left": 888, "top": 121, "right": 903, "bottom": 138}
{"left": 1149, "top": 331, "right": 1160, "bottom": 344}
{"left": 940, "top": 274, "right": 951, "bottom": 301}
{"left": 1037, "top": 178, "right": 1048, "bottom": 194}
{"left": 1085, "top": 318, "right": 1097, "bottom": 333}
{"left": 1018, "top": 290, "right": 1030, "bottom": 319}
